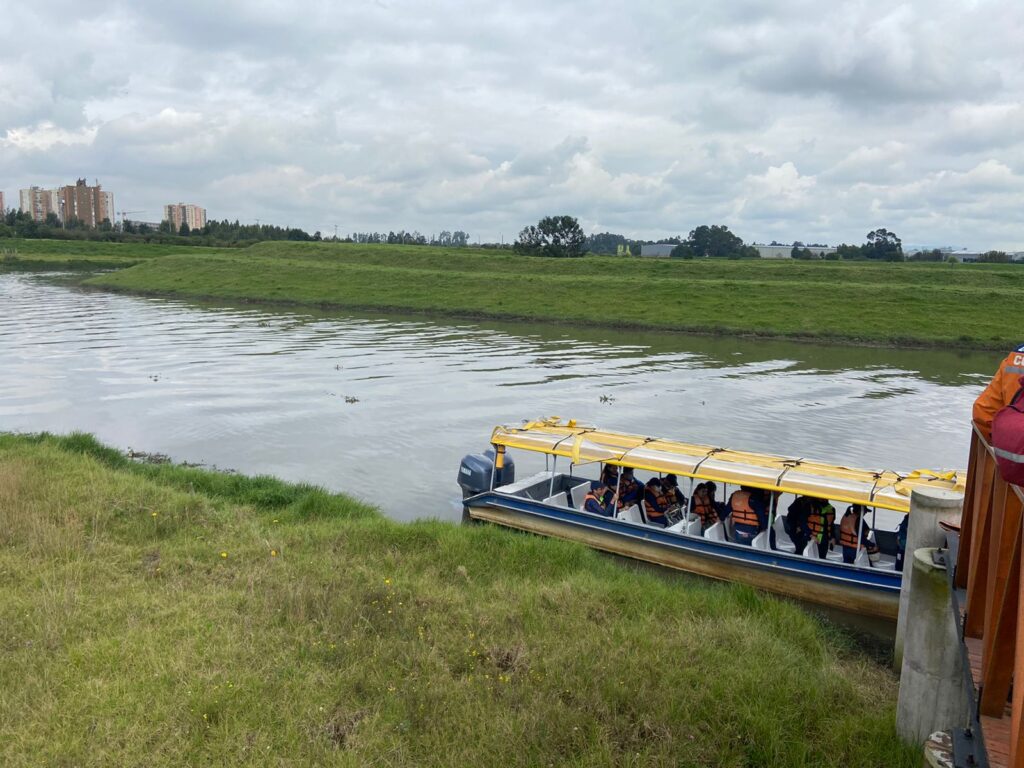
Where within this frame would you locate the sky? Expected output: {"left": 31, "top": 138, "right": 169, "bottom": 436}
{"left": 1, "top": 1, "right": 1022, "bottom": 250}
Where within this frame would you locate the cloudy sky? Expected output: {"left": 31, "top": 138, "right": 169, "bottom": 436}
{"left": 2, "top": 0, "right": 1022, "bottom": 249}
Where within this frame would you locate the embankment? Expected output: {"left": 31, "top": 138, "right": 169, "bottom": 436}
{"left": 0, "top": 432, "right": 916, "bottom": 766}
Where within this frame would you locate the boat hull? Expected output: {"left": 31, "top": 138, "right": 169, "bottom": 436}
{"left": 466, "top": 492, "right": 901, "bottom": 621}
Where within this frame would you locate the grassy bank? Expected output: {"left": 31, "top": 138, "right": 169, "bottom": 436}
{"left": 0, "top": 432, "right": 915, "bottom": 766}
{"left": 4, "top": 237, "right": 1018, "bottom": 347}
{"left": 0, "top": 238, "right": 233, "bottom": 270}
{"left": 76, "top": 240, "right": 1020, "bottom": 349}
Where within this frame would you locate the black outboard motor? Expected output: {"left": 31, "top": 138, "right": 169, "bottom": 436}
{"left": 458, "top": 448, "right": 515, "bottom": 500}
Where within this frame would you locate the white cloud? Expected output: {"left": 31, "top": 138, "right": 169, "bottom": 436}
{"left": 0, "top": 0, "right": 1022, "bottom": 248}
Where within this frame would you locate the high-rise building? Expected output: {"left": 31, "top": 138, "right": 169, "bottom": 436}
{"left": 18, "top": 179, "right": 114, "bottom": 227}
{"left": 163, "top": 203, "right": 207, "bottom": 232}
{"left": 18, "top": 186, "right": 60, "bottom": 222}
{"left": 57, "top": 179, "right": 113, "bottom": 228}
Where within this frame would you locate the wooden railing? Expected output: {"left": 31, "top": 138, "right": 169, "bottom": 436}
{"left": 954, "top": 426, "right": 1024, "bottom": 768}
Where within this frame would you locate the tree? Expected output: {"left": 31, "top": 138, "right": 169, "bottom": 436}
{"left": 865, "top": 228, "right": 903, "bottom": 261}
{"left": 686, "top": 225, "right": 748, "bottom": 258}
{"left": 514, "top": 215, "right": 586, "bottom": 258}
{"left": 978, "top": 250, "right": 1010, "bottom": 263}
{"left": 44, "top": 212, "right": 61, "bottom": 228}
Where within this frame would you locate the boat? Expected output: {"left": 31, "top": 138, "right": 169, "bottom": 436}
{"left": 458, "top": 418, "right": 965, "bottom": 621}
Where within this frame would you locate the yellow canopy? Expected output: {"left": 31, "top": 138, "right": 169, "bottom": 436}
{"left": 490, "top": 418, "right": 965, "bottom": 513}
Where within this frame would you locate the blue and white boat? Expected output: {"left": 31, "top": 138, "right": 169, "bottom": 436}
{"left": 458, "top": 418, "right": 965, "bottom": 621}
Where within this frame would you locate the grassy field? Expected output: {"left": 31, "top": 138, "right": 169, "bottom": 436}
{"left": 0, "top": 432, "right": 916, "bottom": 767}
{"left": 4, "top": 237, "right": 1020, "bottom": 348}
{"left": 0, "top": 238, "right": 233, "bottom": 269}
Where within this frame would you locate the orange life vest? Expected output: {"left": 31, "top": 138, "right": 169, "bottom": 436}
{"left": 839, "top": 512, "right": 877, "bottom": 552}
{"left": 692, "top": 493, "right": 718, "bottom": 525}
{"left": 730, "top": 491, "right": 760, "bottom": 529}
{"left": 645, "top": 487, "right": 668, "bottom": 519}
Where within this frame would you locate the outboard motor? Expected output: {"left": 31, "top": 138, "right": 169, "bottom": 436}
{"left": 458, "top": 448, "right": 515, "bottom": 499}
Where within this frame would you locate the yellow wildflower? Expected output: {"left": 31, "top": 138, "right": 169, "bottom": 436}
{"left": 220, "top": 551, "right": 228, "bottom": 558}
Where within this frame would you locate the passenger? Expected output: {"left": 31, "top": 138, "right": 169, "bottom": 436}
{"left": 895, "top": 515, "right": 909, "bottom": 571}
{"left": 786, "top": 495, "right": 815, "bottom": 554}
{"left": 600, "top": 464, "right": 619, "bottom": 488}
{"left": 801, "top": 499, "right": 836, "bottom": 558}
{"left": 617, "top": 467, "right": 642, "bottom": 509}
{"left": 728, "top": 486, "right": 768, "bottom": 546}
{"left": 973, "top": 343, "right": 1024, "bottom": 440}
{"left": 662, "top": 474, "right": 687, "bottom": 524}
{"left": 839, "top": 504, "right": 880, "bottom": 565}
{"left": 643, "top": 477, "right": 670, "bottom": 527}
{"left": 663, "top": 474, "right": 687, "bottom": 508}
{"left": 690, "top": 482, "right": 721, "bottom": 531}
{"left": 583, "top": 483, "right": 617, "bottom": 517}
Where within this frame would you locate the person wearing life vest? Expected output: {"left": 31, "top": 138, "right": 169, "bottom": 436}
{"left": 690, "top": 482, "right": 721, "bottom": 531}
{"left": 973, "top": 343, "right": 1024, "bottom": 440}
{"left": 583, "top": 483, "right": 617, "bottom": 517}
{"left": 643, "top": 477, "right": 670, "bottom": 527}
{"left": 617, "top": 467, "right": 642, "bottom": 509}
{"left": 800, "top": 499, "right": 836, "bottom": 558}
{"left": 839, "top": 504, "right": 880, "bottom": 565}
{"left": 662, "top": 474, "right": 687, "bottom": 524}
{"left": 728, "top": 486, "right": 768, "bottom": 546}
{"left": 786, "top": 495, "right": 814, "bottom": 555}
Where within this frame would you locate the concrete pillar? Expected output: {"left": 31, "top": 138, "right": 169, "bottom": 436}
{"left": 896, "top": 547, "right": 969, "bottom": 745}
{"left": 894, "top": 487, "right": 963, "bottom": 668}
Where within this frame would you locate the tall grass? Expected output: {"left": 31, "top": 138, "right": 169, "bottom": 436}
{"left": 0, "top": 432, "right": 917, "bottom": 766}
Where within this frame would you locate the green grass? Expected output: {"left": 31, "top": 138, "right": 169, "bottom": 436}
{"left": 6, "top": 237, "right": 1018, "bottom": 347}
{"left": 0, "top": 238, "right": 234, "bottom": 269}
{"left": 0, "top": 432, "right": 916, "bottom": 766}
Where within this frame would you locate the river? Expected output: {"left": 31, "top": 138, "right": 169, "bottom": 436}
{"left": 0, "top": 271, "right": 997, "bottom": 523}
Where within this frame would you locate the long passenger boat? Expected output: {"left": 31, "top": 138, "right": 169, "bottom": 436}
{"left": 458, "top": 418, "right": 965, "bottom": 621}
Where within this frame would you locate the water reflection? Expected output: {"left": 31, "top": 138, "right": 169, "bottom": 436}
{"left": 0, "top": 271, "right": 996, "bottom": 522}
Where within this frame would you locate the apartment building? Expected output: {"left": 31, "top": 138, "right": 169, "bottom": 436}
{"left": 163, "top": 203, "right": 207, "bottom": 231}
{"left": 18, "top": 186, "right": 60, "bottom": 222}
{"left": 18, "top": 179, "right": 113, "bottom": 227}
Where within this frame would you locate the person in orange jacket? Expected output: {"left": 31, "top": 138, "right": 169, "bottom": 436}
{"left": 973, "top": 344, "right": 1024, "bottom": 439}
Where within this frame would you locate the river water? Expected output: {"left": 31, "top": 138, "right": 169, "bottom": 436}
{"left": 0, "top": 271, "right": 997, "bottom": 523}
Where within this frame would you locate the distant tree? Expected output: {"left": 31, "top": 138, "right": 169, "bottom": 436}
{"left": 908, "top": 248, "right": 944, "bottom": 262}
{"left": 835, "top": 243, "right": 865, "bottom": 260}
{"left": 865, "top": 228, "right": 903, "bottom": 261}
{"left": 178, "top": 221, "right": 191, "bottom": 236}
{"left": 313, "top": 231, "right": 322, "bottom": 241}
{"left": 978, "top": 250, "right": 1010, "bottom": 263}
{"left": 791, "top": 245, "right": 819, "bottom": 260}
{"left": 99, "top": 218, "right": 113, "bottom": 232}
{"left": 686, "top": 225, "right": 750, "bottom": 258}
{"left": 44, "top": 212, "right": 61, "bottom": 228}
{"left": 514, "top": 215, "right": 586, "bottom": 258}
{"left": 670, "top": 243, "right": 696, "bottom": 259}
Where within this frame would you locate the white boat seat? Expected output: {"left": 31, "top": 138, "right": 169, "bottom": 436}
{"left": 543, "top": 491, "right": 569, "bottom": 508}
{"left": 853, "top": 547, "right": 870, "bottom": 567}
{"left": 751, "top": 530, "right": 771, "bottom": 551}
{"left": 665, "top": 520, "right": 686, "bottom": 533}
{"left": 570, "top": 482, "right": 591, "bottom": 510}
{"left": 802, "top": 541, "right": 821, "bottom": 559}
{"left": 616, "top": 504, "right": 642, "bottom": 524}
{"left": 704, "top": 521, "right": 726, "bottom": 542}
{"left": 684, "top": 517, "right": 702, "bottom": 536}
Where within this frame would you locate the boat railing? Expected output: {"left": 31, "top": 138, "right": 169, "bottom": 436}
{"left": 952, "top": 425, "right": 1024, "bottom": 767}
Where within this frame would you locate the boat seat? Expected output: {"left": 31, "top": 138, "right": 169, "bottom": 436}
{"left": 616, "top": 505, "right": 642, "bottom": 524}
{"left": 570, "top": 482, "right": 591, "bottom": 510}
{"left": 665, "top": 519, "right": 686, "bottom": 533}
{"left": 802, "top": 541, "right": 821, "bottom": 559}
{"left": 704, "top": 521, "right": 726, "bottom": 542}
{"left": 751, "top": 530, "right": 771, "bottom": 551}
{"left": 684, "top": 517, "right": 702, "bottom": 536}
{"left": 543, "top": 491, "right": 569, "bottom": 508}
